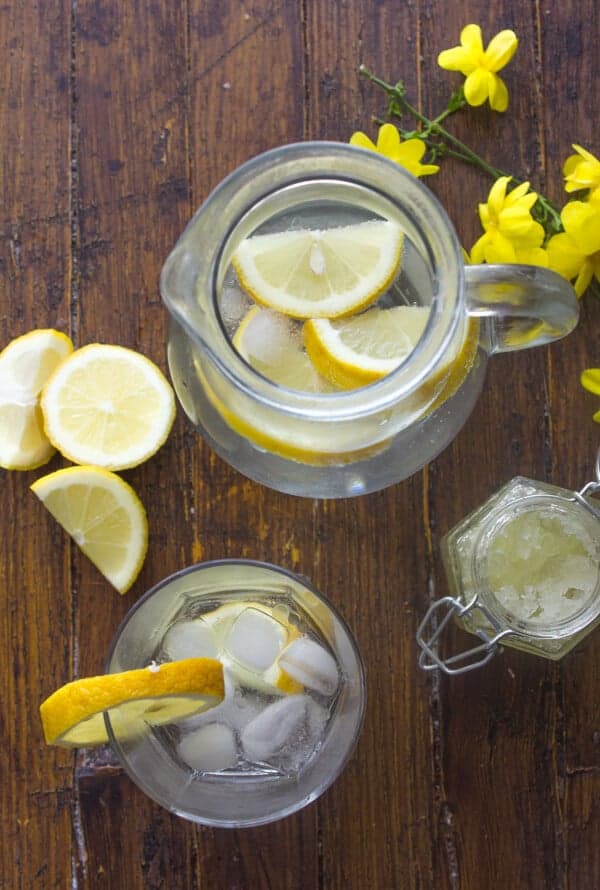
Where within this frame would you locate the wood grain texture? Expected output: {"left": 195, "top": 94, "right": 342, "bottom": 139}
{"left": 0, "top": 1, "right": 75, "bottom": 888}
{"left": 1, "top": 1, "right": 598, "bottom": 888}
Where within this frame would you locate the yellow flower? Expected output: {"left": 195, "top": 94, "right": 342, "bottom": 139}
{"left": 547, "top": 200, "right": 600, "bottom": 297}
{"left": 438, "top": 24, "right": 518, "bottom": 112}
{"left": 580, "top": 369, "right": 600, "bottom": 423}
{"left": 350, "top": 123, "right": 439, "bottom": 177}
{"left": 563, "top": 145, "right": 600, "bottom": 202}
{"left": 470, "top": 176, "right": 547, "bottom": 265}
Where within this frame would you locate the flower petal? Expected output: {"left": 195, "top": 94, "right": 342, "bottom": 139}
{"left": 487, "top": 176, "right": 511, "bottom": 216}
{"left": 437, "top": 46, "right": 478, "bottom": 73}
{"left": 487, "top": 73, "right": 509, "bottom": 112}
{"left": 571, "top": 144, "right": 600, "bottom": 166}
{"left": 514, "top": 246, "right": 549, "bottom": 267}
{"left": 547, "top": 232, "right": 585, "bottom": 280}
{"left": 349, "top": 132, "right": 377, "bottom": 152}
{"left": 504, "top": 181, "right": 536, "bottom": 208}
{"left": 415, "top": 162, "right": 440, "bottom": 177}
{"left": 581, "top": 369, "right": 600, "bottom": 396}
{"left": 484, "top": 30, "right": 518, "bottom": 72}
{"left": 483, "top": 231, "right": 518, "bottom": 263}
{"left": 565, "top": 162, "right": 600, "bottom": 190}
{"left": 460, "top": 24, "right": 484, "bottom": 55}
{"left": 561, "top": 201, "right": 600, "bottom": 253}
{"left": 563, "top": 154, "right": 581, "bottom": 177}
{"left": 376, "top": 123, "right": 401, "bottom": 158}
{"left": 464, "top": 68, "right": 492, "bottom": 106}
{"left": 396, "top": 138, "right": 426, "bottom": 163}
{"left": 573, "top": 262, "right": 594, "bottom": 297}
{"left": 498, "top": 209, "right": 545, "bottom": 244}
{"left": 470, "top": 233, "right": 490, "bottom": 264}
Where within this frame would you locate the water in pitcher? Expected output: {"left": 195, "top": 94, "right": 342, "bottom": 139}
{"left": 216, "top": 196, "right": 439, "bottom": 395}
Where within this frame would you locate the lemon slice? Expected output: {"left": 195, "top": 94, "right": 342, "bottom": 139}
{"left": 40, "top": 344, "right": 176, "bottom": 470}
{"left": 232, "top": 219, "right": 404, "bottom": 319}
{"left": 232, "top": 306, "right": 334, "bottom": 392}
{"left": 303, "top": 305, "right": 430, "bottom": 389}
{"left": 40, "top": 658, "right": 225, "bottom": 747}
{"left": 0, "top": 329, "right": 73, "bottom": 470}
{"left": 31, "top": 465, "right": 148, "bottom": 594}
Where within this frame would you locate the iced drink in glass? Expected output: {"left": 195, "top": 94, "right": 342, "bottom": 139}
{"left": 105, "top": 560, "right": 365, "bottom": 827}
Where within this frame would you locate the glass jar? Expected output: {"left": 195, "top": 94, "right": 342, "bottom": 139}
{"left": 160, "top": 142, "right": 579, "bottom": 498}
{"left": 417, "top": 464, "right": 600, "bottom": 673}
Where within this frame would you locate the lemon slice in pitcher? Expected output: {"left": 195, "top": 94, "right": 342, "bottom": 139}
{"left": 303, "top": 305, "right": 430, "bottom": 389}
{"left": 40, "top": 658, "right": 225, "bottom": 747}
{"left": 232, "top": 219, "right": 404, "bottom": 318}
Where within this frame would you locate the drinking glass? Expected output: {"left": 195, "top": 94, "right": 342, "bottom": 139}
{"left": 105, "top": 560, "right": 366, "bottom": 827}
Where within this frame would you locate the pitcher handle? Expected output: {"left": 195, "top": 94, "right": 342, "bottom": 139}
{"left": 464, "top": 264, "right": 579, "bottom": 354}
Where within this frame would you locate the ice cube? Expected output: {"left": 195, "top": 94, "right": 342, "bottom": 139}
{"left": 228, "top": 684, "right": 266, "bottom": 731}
{"left": 161, "top": 618, "right": 217, "bottom": 661}
{"left": 177, "top": 722, "right": 238, "bottom": 772}
{"left": 278, "top": 637, "right": 339, "bottom": 695}
{"left": 219, "top": 281, "right": 253, "bottom": 334}
{"left": 223, "top": 607, "right": 287, "bottom": 672}
{"left": 242, "top": 310, "right": 295, "bottom": 364}
{"left": 241, "top": 694, "right": 309, "bottom": 762}
{"left": 279, "top": 698, "right": 329, "bottom": 774}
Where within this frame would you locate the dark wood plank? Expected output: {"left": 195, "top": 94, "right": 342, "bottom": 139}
{"left": 182, "top": 4, "right": 324, "bottom": 887}
{"left": 0, "top": 2, "right": 75, "bottom": 888}
{"left": 538, "top": 2, "right": 600, "bottom": 887}
{"left": 71, "top": 0, "right": 195, "bottom": 885}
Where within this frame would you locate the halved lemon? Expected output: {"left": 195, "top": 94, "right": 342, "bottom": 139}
{"left": 31, "top": 465, "right": 148, "bottom": 594}
{"left": 40, "top": 658, "right": 225, "bottom": 747}
{"left": 232, "top": 219, "right": 404, "bottom": 319}
{"left": 232, "top": 306, "right": 334, "bottom": 392}
{"left": 41, "top": 343, "right": 176, "bottom": 470}
{"left": 0, "top": 329, "right": 73, "bottom": 470}
{"left": 303, "top": 305, "right": 430, "bottom": 389}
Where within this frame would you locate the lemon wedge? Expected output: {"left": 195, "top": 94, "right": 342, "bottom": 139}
{"left": 31, "top": 465, "right": 148, "bottom": 594}
{"left": 40, "top": 343, "right": 176, "bottom": 470}
{"left": 232, "top": 306, "right": 334, "bottom": 392}
{"left": 40, "top": 658, "right": 225, "bottom": 747}
{"left": 232, "top": 219, "right": 404, "bottom": 319}
{"left": 0, "top": 329, "right": 73, "bottom": 470}
{"left": 303, "top": 305, "right": 430, "bottom": 389}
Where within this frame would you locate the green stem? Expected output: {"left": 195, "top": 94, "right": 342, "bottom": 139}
{"left": 360, "top": 65, "right": 564, "bottom": 235}
{"left": 360, "top": 65, "right": 598, "bottom": 298}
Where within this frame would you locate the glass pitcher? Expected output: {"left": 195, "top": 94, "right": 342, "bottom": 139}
{"left": 160, "top": 142, "right": 578, "bottom": 498}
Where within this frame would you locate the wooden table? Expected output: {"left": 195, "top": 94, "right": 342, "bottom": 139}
{"left": 2, "top": 2, "right": 599, "bottom": 887}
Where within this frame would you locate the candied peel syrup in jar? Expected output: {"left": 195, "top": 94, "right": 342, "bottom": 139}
{"left": 417, "top": 454, "right": 600, "bottom": 675}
